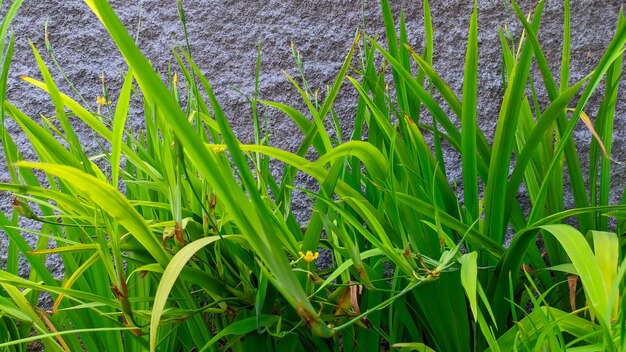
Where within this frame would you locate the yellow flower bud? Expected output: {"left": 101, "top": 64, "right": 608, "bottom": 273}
{"left": 96, "top": 96, "right": 111, "bottom": 106}
{"left": 212, "top": 145, "right": 226, "bottom": 153}
{"left": 299, "top": 250, "right": 319, "bottom": 263}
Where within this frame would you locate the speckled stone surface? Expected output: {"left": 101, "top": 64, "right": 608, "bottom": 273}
{"left": 1, "top": 0, "right": 625, "bottom": 278}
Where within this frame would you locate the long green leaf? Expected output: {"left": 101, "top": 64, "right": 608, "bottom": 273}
{"left": 461, "top": 1, "right": 479, "bottom": 221}
{"left": 15, "top": 161, "right": 169, "bottom": 266}
{"left": 111, "top": 69, "right": 134, "bottom": 189}
{"left": 460, "top": 251, "right": 478, "bottom": 321}
{"left": 150, "top": 235, "right": 233, "bottom": 351}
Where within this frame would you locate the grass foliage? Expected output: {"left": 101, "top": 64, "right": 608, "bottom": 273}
{"left": 0, "top": 0, "right": 625, "bottom": 351}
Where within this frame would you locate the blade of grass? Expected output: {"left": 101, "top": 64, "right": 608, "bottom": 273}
{"left": 111, "top": 69, "right": 134, "bottom": 189}
{"left": 15, "top": 161, "right": 169, "bottom": 266}
{"left": 461, "top": 1, "right": 479, "bottom": 222}
{"left": 150, "top": 235, "right": 235, "bottom": 351}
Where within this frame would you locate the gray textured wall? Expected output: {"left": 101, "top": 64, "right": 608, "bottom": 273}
{"left": 2, "top": 1, "right": 626, "bottom": 277}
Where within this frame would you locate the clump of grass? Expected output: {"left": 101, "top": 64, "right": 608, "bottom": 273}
{"left": 0, "top": 0, "right": 625, "bottom": 351}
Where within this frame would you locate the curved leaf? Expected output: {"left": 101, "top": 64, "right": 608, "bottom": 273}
{"left": 150, "top": 235, "right": 233, "bottom": 351}
{"left": 15, "top": 161, "right": 169, "bottom": 266}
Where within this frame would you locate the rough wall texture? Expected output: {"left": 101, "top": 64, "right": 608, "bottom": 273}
{"left": 1, "top": 1, "right": 625, "bottom": 278}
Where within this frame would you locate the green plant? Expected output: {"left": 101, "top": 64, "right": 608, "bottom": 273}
{"left": 0, "top": 0, "right": 625, "bottom": 351}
